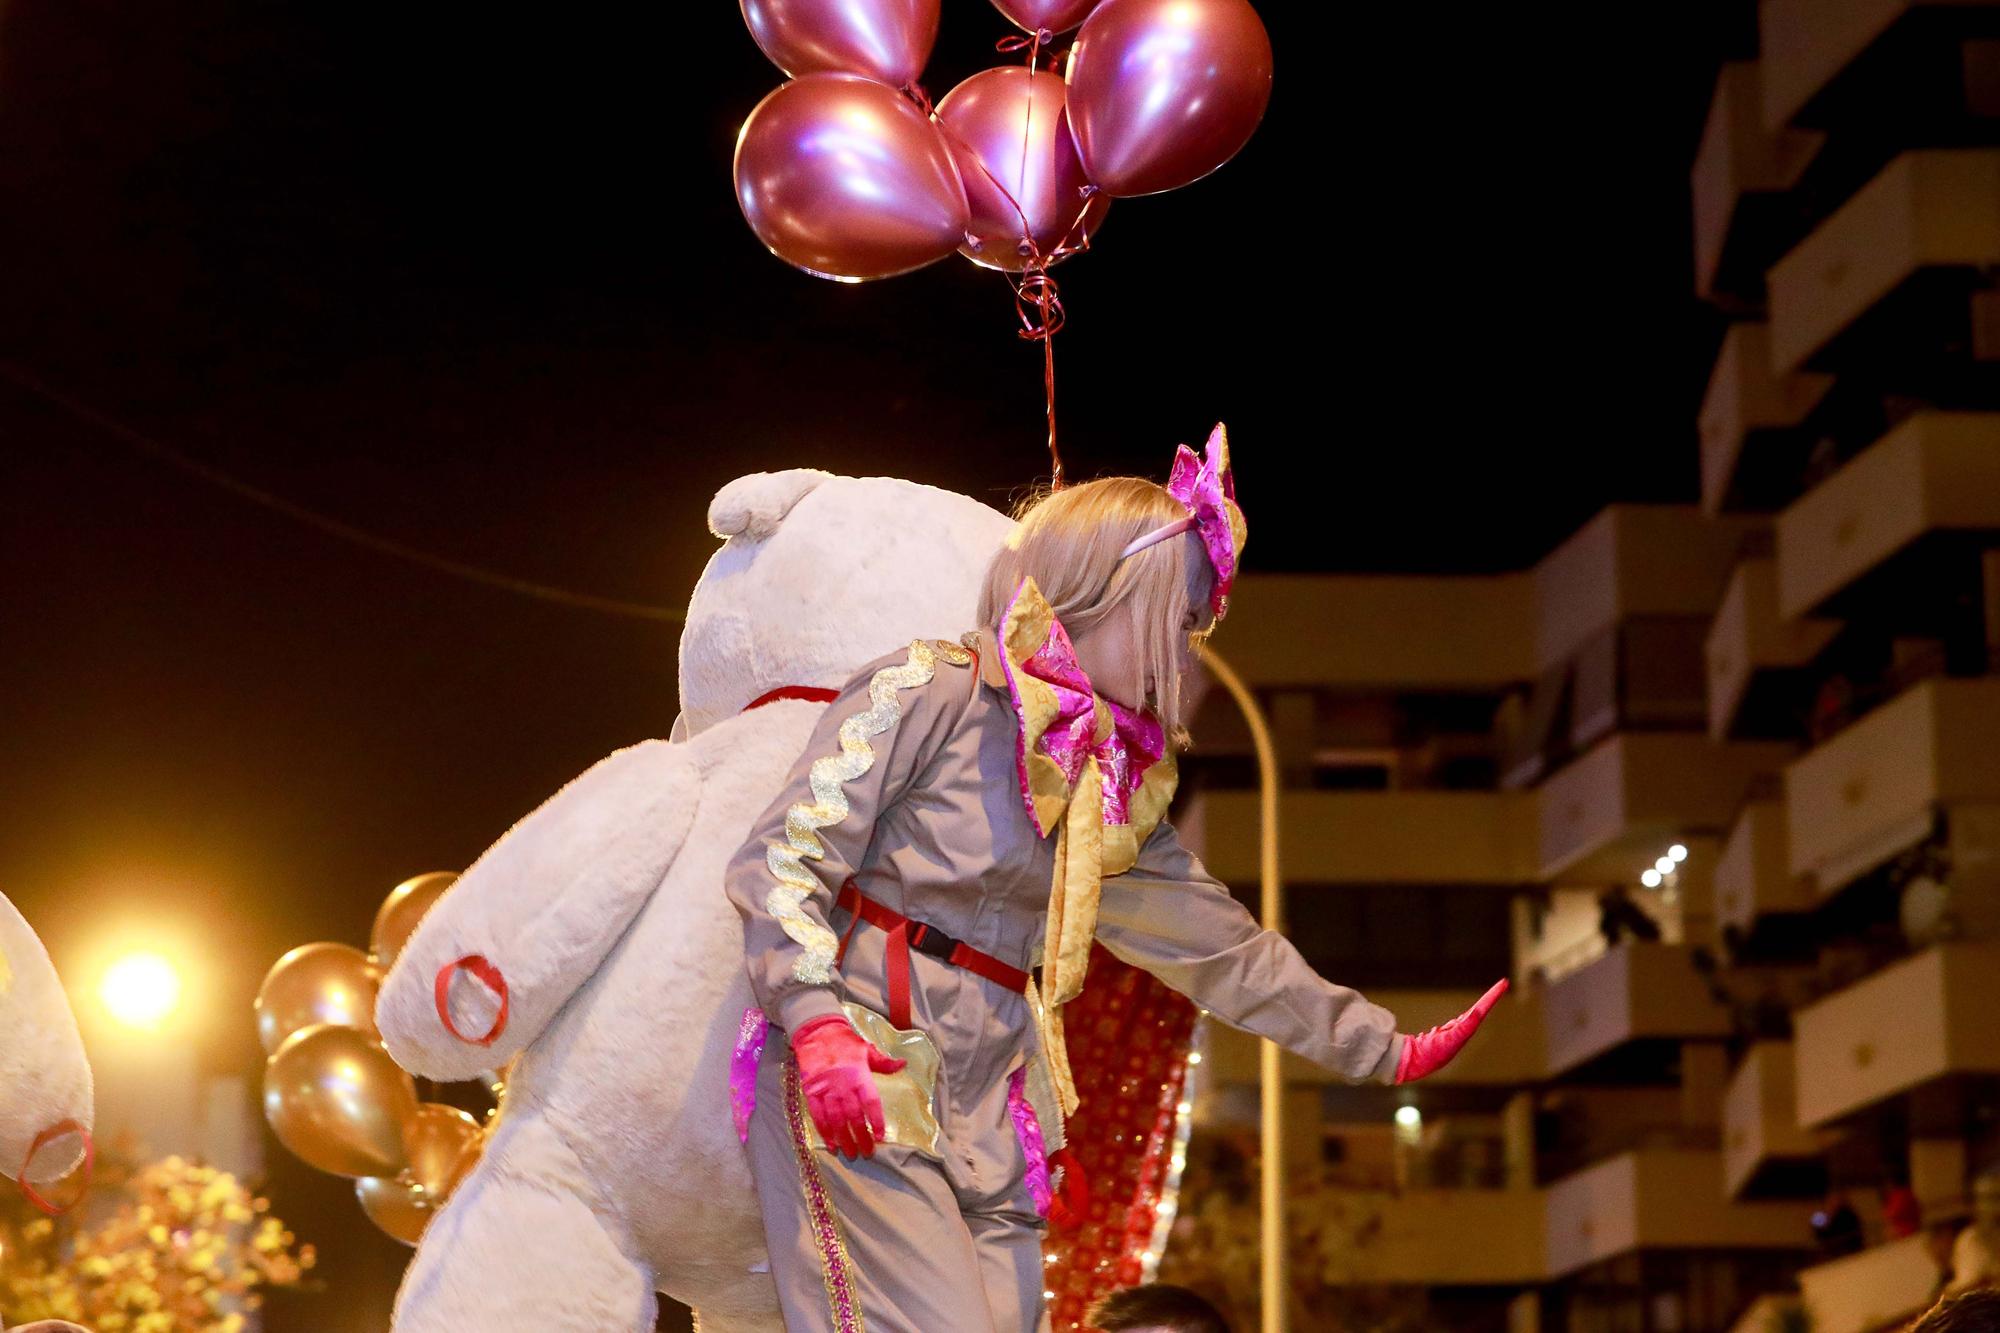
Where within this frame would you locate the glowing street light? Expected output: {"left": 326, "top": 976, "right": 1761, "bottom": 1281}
{"left": 1669, "top": 844, "right": 1689, "bottom": 863}
{"left": 100, "top": 952, "right": 182, "bottom": 1030}
{"left": 1642, "top": 868, "right": 1663, "bottom": 889}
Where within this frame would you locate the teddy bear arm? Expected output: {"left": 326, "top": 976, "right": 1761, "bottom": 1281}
{"left": 377, "top": 739, "right": 700, "bottom": 1081}
{"left": 0, "top": 894, "right": 93, "bottom": 1181}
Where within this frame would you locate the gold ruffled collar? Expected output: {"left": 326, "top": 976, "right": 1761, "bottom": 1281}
{"left": 965, "top": 576, "right": 1180, "bottom": 1116}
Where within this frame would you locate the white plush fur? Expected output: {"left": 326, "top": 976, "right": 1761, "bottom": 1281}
{"left": 0, "top": 894, "right": 92, "bottom": 1188}
{"left": 378, "top": 473, "right": 1011, "bottom": 1332}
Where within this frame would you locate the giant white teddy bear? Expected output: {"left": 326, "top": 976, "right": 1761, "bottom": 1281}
{"left": 1, "top": 893, "right": 95, "bottom": 1333}
{"left": 376, "top": 471, "right": 1011, "bottom": 1332}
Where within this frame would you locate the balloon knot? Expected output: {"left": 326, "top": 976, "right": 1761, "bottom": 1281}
{"left": 1013, "top": 271, "right": 1066, "bottom": 341}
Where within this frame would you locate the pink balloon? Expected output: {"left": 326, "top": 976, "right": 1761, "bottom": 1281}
{"left": 1064, "top": 0, "right": 1273, "bottom": 198}
{"left": 734, "top": 74, "right": 971, "bottom": 282}
{"left": 740, "top": 0, "right": 940, "bottom": 87}
{"left": 989, "top": 0, "right": 1101, "bottom": 35}
{"left": 936, "top": 67, "right": 1110, "bottom": 272}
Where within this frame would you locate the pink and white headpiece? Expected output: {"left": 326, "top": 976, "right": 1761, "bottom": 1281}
{"left": 1118, "top": 423, "right": 1247, "bottom": 620}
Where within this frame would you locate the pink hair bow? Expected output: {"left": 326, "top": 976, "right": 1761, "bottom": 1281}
{"left": 1118, "top": 423, "right": 1247, "bottom": 620}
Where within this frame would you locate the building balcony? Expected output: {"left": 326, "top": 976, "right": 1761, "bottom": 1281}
{"left": 1797, "top": 1233, "right": 1943, "bottom": 1333}
{"left": 1543, "top": 1148, "right": 1816, "bottom": 1279}
{"left": 1698, "top": 323, "right": 1834, "bottom": 517}
{"left": 1198, "top": 573, "right": 1534, "bottom": 691}
{"left": 1706, "top": 557, "right": 1841, "bottom": 740}
{"left": 1537, "top": 733, "right": 1794, "bottom": 883}
{"left": 1532, "top": 507, "right": 1760, "bottom": 675}
{"left": 1716, "top": 801, "right": 1816, "bottom": 937}
{"left": 1186, "top": 789, "right": 1537, "bottom": 887}
{"left": 1542, "top": 943, "right": 1733, "bottom": 1078}
{"left": 1320, "top": 1188, "right": 1548, "bottom": 1286}
{"left": 1767, "top": 150, "right": 2000, "bottom": 374}
{"left": 1724, "top": 1042, "right": 1829, "bottom": 1199}
{"left": 1793, "top": 942, "right": 2000, "bottom": 1128}
{"left": 1783, "top": 677, "right": 2000, "bottom": 890}
{"left": 1693, "top": 62, "right": 1824, "bottom": 303}
{"left": 1760, "top": 0, "right": 2000, "bottom": 129}
{"left": 1774, "top": 412, "right": 2000, "bottom": 623}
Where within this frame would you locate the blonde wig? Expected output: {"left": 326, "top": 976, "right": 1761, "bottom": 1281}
{"left": 977, "top": 477, "right": 1223, "bottom": 743}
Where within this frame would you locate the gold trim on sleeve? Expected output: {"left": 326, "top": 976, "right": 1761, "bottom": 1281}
{"left": 765, "top": 639, "right": 957, "bottom": 984}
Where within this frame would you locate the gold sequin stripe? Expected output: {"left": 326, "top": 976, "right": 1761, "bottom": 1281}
{"left": 766, "top": 638, "right": 971, "bottom": 984}
{"left": 784, "top": 1055, "right": 866, "bottom": 1333}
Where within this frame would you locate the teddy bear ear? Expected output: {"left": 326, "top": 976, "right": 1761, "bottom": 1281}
{"left": 707, "top": 469, "right": 833, "bottom": 542}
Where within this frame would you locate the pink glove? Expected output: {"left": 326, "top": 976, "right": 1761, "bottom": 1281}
{"left": 1395, "top": 978, "right": 1509, "bottom": 1084}
{"left": 791, "top": 1013, "right": 907, "bottom": 1159}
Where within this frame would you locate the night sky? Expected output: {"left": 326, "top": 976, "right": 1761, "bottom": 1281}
{"left": 2, "top": 3, "right": 1743, "bottom": 1326}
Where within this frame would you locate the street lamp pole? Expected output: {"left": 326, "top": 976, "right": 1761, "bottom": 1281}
{"left": 1196, "top": 644, "right": 1287, "bottom": 1333}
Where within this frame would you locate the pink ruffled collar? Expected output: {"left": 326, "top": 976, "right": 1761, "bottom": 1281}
{"left": 990, "top": 577, "right": 1174, "bottom": 854}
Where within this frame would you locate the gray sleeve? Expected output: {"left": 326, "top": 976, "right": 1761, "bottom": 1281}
{"left": 723, "top": 643, "right": 965, "bottom": 1033}
{"left": 1094, "top": 817, "right": 1404, "bottom": 1084}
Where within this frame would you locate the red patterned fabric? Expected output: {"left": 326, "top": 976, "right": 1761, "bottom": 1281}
{"left": 1040, "top": 943, "right": 1198, "bottom": 1330}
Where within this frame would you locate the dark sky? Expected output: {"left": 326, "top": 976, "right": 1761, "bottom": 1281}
{"left": 0, "top": 2, "right": 1743, "bottom": 1326}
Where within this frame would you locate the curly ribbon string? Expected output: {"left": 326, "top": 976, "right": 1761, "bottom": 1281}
{"left": 903, "top": 27, "right": 1099, "bottom": 489}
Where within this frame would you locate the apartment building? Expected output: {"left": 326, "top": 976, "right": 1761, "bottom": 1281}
{"left": 1167, "top": 3, "right": 2000, "bottom": 1328}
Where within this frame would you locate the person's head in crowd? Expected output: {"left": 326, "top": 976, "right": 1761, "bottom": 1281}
{"left": 1087, "top": 1282, "right": 1230, "bottom": 1333}
{"left": 1914, "top": 1289, "right": 2000, "bottom": 1330}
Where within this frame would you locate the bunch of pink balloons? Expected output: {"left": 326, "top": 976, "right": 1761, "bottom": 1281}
{"left": 733, "top": 0, "right": 1275, "bottom": 282}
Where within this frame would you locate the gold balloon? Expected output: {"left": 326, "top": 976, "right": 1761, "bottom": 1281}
{"left": 264, "top": 1024, "right": 417, "bottom": 1179}
{"left": 355, "top": 1108, "right": 486, "bottom": 1247}
{"left": 370, "top": 872, "right": 458, "bottom": 971}
{"left": 403, "top": 1102, "right": 483, "bottom": 1199}
{"left": 254, "top": 942, "right": 381, "bottom": 1054}
{"left": 355, "top": 1173, "right": 431, "bottom": 1246}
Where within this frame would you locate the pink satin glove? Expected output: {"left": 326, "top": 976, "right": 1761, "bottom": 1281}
{"left": 1394, "top": 978, "right": 1509, "bottom": 1084}
{"left": 791, "top": 1013, "right": 907, "bottom": 1159}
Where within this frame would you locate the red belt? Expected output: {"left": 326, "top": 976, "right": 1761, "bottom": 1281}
{"left": 833, "top": 880, "right": 1030, "bottom": 1029}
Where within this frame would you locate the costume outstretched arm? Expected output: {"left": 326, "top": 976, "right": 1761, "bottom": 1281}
{"left": 723, "top": 639, "right": 969, "bottom": 1036}
{"left": 1096, "top": 819, "right": 1501, "bottom": 1084}
{"left": 376, "top": 739, "right": 699, "bottom": 1083}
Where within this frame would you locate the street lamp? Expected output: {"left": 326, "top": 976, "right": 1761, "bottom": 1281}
{"left": 99, "top": 951, "right": 182, "bottom": 1031}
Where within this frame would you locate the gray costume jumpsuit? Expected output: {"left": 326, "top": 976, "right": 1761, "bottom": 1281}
{"left": 724, "top": 632, "right": 1403, "bottom": 1333}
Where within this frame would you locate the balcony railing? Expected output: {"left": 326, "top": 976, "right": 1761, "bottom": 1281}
{"left": 1543, "top": 1148, "right": 1817, "bottom": 1279}
{"left": 1797, "top": 1233, "right": 1942, "bottom": 1333}
{"left": 1792, "top": 942, "right": 2000, "bottom": 1127}
{"left": 1542, "top": 943, "right": 1734, "bottom": 1077}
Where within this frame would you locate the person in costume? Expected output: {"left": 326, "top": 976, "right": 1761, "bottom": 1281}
{"left": 724, "top": 426, "right": 1508, "bottom": 1333}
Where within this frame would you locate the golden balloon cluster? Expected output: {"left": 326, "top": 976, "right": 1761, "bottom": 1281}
{"left": 255, "top": 873, "right": 500, "bottom": 1247}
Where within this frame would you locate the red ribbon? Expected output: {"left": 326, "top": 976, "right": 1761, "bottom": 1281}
{"left": 996, "top": 29, "right": 1058, "bottom": 62}
{"left": 435, "top": 954, "right": 510, "bottom": 1047}
{"left": 743, "top": 685, "right": 841, "bottom": 711}
{"left": 18, "top": 1118, "right": 93, "bottom": 1217}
